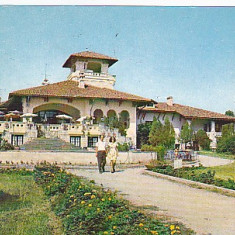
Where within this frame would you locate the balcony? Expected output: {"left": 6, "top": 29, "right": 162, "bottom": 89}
{"left": 67, "top": 71, "right": 116, "bottom": 81}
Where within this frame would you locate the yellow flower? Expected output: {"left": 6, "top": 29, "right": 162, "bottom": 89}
{"left": 171, "top": 231, "right": 176, "bottom": 235}
{"left": 170, "top": 225, "right": 175, "bottom": 230}
{"left": 176, "top": 226, "right": 180, "bottom": 230}
{"left": 79, "top": 185, "right": 82, "bottom": 189}
{"left": 103, "top": 232, "right": 108, "bottom": 235}
{"left": 139, "top": 223, "right": 144, "bottom": 227}
{"left": 113, "top": 226, "right": 117, "bottom": 229}
{"left": 84, "top": 192, "right": 91, "bottom": 196}
{"left": 97, "top": 208, "right": 100, "bottom": 212}
{"left": 81, "top": 201, "right": 85, "bottom": 204}
{"left": 74, "top": 199, "right": 77, "bottom": 202}
{"left": 108, "top": 197, "right": 112, "bottom": 201}
{"left": 88, "top": 204, "right": 92, "bottom": 207}
{"left": 101, "top": 198, "right": 105, "bottom": 201}
{"left": 110, "top": 232, "right": 115, "bottom": 235}
{"left": 108, "top": 215, "right": 112, "bottom": 219}
{"left": 91, "top": 195, "right": 96, "bottom": 199}
{"left": 144, "top": 228, "right": 148, "bottom": 231}
{"left": 151, "top": 231, "right": 158, "bottom": 235}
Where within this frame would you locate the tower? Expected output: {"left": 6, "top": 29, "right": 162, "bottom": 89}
{"left": 63, "top": 51, "right": 118, "bottom": 89}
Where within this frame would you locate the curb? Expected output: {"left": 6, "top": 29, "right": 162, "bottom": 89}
{"left": 144, "top": 170, "right": 235, "bottom": 197}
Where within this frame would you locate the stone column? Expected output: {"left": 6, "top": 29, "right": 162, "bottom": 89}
{"left": 211, "top": 120, "right": 215, "bottom": 132}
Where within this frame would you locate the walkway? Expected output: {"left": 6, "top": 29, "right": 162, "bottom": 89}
{"left": 70, "top": 167, "right": 235, "bottom": 235}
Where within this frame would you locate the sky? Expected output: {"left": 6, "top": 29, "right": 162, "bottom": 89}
{"left": 0, "top": 6, "right": 234, "bottom": 113}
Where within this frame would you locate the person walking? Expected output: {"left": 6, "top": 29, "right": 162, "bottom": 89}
{"left": 107, "top": 136, "right": 118, "bottom": 173}
{"left": 95, "top": 135, "right": 107, "bottom": 174}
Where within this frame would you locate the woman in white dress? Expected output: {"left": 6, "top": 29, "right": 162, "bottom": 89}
{"left": 107, "top": 136, "right": 118, "bottom": 173}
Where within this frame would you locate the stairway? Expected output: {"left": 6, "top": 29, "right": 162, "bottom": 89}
{"left": 21, "top": 138, "right": 81, "bottom": 151}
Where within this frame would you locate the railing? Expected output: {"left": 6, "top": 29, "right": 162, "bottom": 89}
{"left": 206, "top": 131, "right": 222, "bottom": 138}
{"left": 0, "top": 121, "right": 37, "bottom": 133}
{"left": 67, "top": 71, "right": 116, "bottom": 80}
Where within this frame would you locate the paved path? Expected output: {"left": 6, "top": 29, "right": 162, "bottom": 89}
{"left": 198, "top": 155, "right": 233, "bottom": 167}
{"left": 70, "top": 167, "right": 235, "bottom": 235}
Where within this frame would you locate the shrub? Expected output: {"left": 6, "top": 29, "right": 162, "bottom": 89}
{"left": 141, "top": 144, "right": 158, "bottom": 152}
{"left": 0, "top": 140, "right": 14, "bottom": 151}
{"left": 217, "top": 135, "right": 235, "bottom": 154}
{"left": 117, "top": 142, "right": 130, "bottom": 152}
{"left": 193, "top": 129, "right": 211, "bottom": 150}
{"left": 141, "top": 145, "right": 166, "bottom": 161}
{"left": 148, "top": 165, "right": 235, "bottom": 190}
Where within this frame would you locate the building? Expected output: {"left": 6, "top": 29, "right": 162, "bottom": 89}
{"left": 0, "top": 51, "right": 153, "bottom": 148}
{"left": 137, "top": 96, "right": 235, "bottom": 149}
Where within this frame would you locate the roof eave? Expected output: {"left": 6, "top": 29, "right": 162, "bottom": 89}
{"left": 62, "top": 55, "right": 118, "bottom": 68}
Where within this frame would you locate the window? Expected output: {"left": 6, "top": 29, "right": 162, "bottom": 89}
{"left": 11, "top": 135, "right": 24, "bottom": 146}
{"left": 88, "top": 136, "right": 98, "bottom": 148}
{"left": 70, "top": 136, "right": 81, "bottom": 147}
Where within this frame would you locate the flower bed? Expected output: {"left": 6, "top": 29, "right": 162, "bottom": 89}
{"left": 147, "top": 165, "right": 235, "bottom": 190}
{"left": 34, "top": 164, "right": 184, "bottom": 234}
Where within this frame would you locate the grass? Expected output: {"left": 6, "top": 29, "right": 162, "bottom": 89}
{"left": 0, "top": 170, "right": 63, "bottom": 235}
{"left": 197, "top": 150, "right": 235, "bottom": 180}
{"left": 34, "top": 164, "right": 193, "bottom": 234}
{"left": 196, "top": 161, "right": 235, "bottom": 181}
{"left": 198, "top": 150, "right": 235, "bottom": 160}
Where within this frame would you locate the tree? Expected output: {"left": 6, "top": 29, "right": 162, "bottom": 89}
{"left": 149, "top": 117, "right": 163, "bottom": 147}
{"left": 149, "top": 117, "right": 175, "bottom": 149}
{"left": 180, "top": 122, "right": 193, "bottom": 144}
{"left": 162, "top": 117, "right": 175, "bottom": 149}
{"left": 137, "top": 122, "right": 152, "bottom": 147}
{"left": 225, "top": 110, "right": 235, "bottom": 117}
{"left": 221, "top": 123, "right": 234, "bottom": 138}
{"left": 217, "top": 123, "right": 235, "bottom": 154}
{"left": 193, "top": 129, "right": 211, "bottom": 150}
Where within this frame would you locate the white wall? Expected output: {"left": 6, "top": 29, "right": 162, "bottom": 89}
{"left": 0, "top": 151, "right": 154, "bottom": 165}
{"left": 22, "top": 97, "right": 137, "bottom": 145}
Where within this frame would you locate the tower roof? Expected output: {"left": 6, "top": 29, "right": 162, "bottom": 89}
{"left": 63, "top": 51, "right": 118, "bottom": 68}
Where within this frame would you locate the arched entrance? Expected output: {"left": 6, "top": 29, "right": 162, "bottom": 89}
{"left": 93, "top": 109, "right": 103, "bottom": 124}
{"left": 119, "top": 110, "right": 130, "bottom": 128}
{"left": 33, "top": 103, "right": 81, "bottom": 124}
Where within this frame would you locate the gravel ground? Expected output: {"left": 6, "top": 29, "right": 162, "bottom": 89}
{"left": 70, "top": 166, "right": 235, "bottom": 235}
{"left": 198, "top": 155, "right": 233, "bottom": 167}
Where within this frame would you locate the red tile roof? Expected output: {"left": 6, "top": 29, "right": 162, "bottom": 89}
{"left": 63, "top": 51, "right": 118, "bottom": 68}
{"left": 140, "top": 102, "right": 235, "bottom": 121}
{"left": 10, "top": 80, "right": 153, "bottom": 103}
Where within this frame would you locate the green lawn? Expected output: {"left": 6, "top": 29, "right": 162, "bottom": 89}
{"left": 197, "top": 151, "right": 235, "bottom": 181}
{"left": 197, "top": 161, "right": 235, "bottom": 181}
{"left": 0, "top": 170, "right": 63, "bottom": 235}
{"left": 198, "top": 150, "right": 235, "bottom": 160}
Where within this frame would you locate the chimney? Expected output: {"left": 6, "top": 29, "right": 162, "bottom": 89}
{"left": 167, "top": 96, "right": 173, "bottom": 106}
